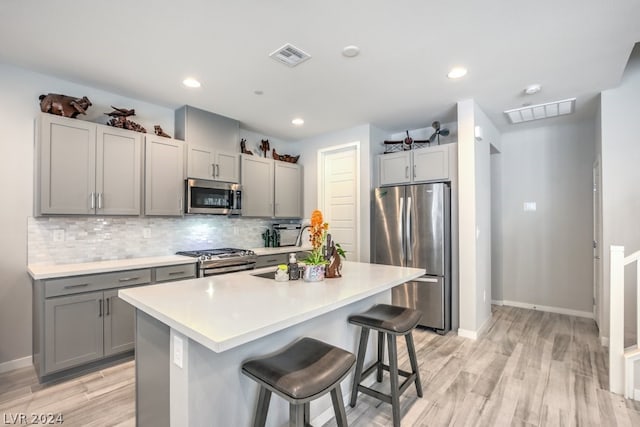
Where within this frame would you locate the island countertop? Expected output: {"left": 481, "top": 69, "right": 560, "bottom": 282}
{"left": 119, "top": 261, "right": 424, "bottom": 353}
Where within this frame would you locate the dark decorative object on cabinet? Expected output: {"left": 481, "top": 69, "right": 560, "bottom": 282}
{"left": 154, "top": 125, "right": 171, "bottom": 138}
{"left": 272, "top": 148, "right": 300, "bottom": 163}
{"left": 240, "top": 138, "right": 253, "bottom": 155}
{"left": 105, "top": 106, "right": 146, "bottom": 133}
{"left": 38, "top": 93, "right": 92, "bottom": 118}
{"left": 259, "top": 139, "right": 270, "bottom": 157}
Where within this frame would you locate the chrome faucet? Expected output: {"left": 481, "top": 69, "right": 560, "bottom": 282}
{"left": 295, "top": 225, "right": 311, "bottom": 247}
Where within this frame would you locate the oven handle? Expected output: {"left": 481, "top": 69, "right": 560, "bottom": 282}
{"left": 201, "top": 263, "right": 256, "bottom": 276}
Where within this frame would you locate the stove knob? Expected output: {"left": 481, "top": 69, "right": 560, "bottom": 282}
{"left": 199, "top": 255, "right": 207, "bottom": 261}
{"left": 206, "top": 255, "right": 213, "bottom": 260}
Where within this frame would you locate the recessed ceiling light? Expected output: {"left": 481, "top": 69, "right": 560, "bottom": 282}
{"left": 524, "top": 84, "right": 542, "bottom": 95}
{"left": 342, "top": 45, "right": 360, "bottom": 58}
{"left": 254, "top": 90, "right": 264, "bottom": 95}
{"left": 447, "top": 67, "right": 467, "bottom": 79}
{"left": 182, "top": 78, "right": 201, "bottom": 88}
{"left": 291, "top": 118, "right": 304, "bottom": 126}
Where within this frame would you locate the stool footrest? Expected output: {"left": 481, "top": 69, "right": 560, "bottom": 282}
{"left": 361, "top": 361, "right": 413, "bottom": 382}
{"left": 356, "top": 372, "right": 417, "bottom": 405}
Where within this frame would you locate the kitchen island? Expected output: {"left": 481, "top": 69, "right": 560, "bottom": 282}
{"left": 119, "top": 261, "right": 425, "bottom": 427}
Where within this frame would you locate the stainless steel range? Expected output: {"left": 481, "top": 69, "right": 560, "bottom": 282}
{"left": 176, "top": 248, "right": 257, "bottom": 277}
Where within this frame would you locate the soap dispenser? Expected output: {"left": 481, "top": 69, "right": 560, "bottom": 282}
{"left": 288, "top": 253, "right": 300, "bottom": 280}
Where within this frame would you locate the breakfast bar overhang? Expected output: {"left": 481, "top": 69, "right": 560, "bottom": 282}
{"left": 119, "top": 261, "right": 425, "bottom": 426}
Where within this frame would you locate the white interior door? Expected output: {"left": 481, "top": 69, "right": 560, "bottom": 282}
{"left": 319, "top": 144, "right": 359, "bottom": 261}
{"left": 593, "top": 160, "right": 601, "bottom": 327}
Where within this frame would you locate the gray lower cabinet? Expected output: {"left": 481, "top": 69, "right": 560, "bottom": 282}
{"left": 255, "top": 251, "right": 310, "bottom": 268}
{"left": 33, "top": 263, "right": 196, "bottom": 381}
{"left": 44, "top": 291, "right": 104, "bottom": 373}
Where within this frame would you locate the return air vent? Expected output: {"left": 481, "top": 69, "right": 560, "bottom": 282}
{"left": 504, "top": 98, "right": 576, "bottom": 124}
{"left": 269, "top": 43, "right": 311, "bottom": 67}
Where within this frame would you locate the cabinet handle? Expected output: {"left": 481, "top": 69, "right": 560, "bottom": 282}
{"left": 64, "top": 283, "right": 89, "bottom": 289}
{"left": 178, "top": 196, "right": 183, "bottom": 211}
{"left": 106, "top": 297, "right": 110, "bottom": 316}
{"left": 211, "top": 163, "right": 215, "bottom": 177}
{"left": 168, "top": 271, "right": 185, "bottom": 275}
{"left": 405, "top": 166, "right": 409, "bottom": 179}
{"left": 99, "top": 299, "right": 103, "bottom": 317}
{"left": 215, "top": 164, "right": 220, "bottom": 177}
{"left": 413, "top": 164, "right": 417, "bottom": 178}
{"left": 90, "top": 192, "right": 95, "bottom": 209}
{"left": 118, "top": 277, "right": 140, "bottom": 282}
{"left": 98, "top": 192, "right": 103, "bottom": 209}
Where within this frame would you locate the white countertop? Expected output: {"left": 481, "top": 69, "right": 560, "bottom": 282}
{"left": 28, "top": 255, "right": 197, "bottom": 280}
{"left": 119, "top": 261, "right": 425, "bottom": 353}
{"left": 250, "top": 245, "right": 312, "bottom": 256}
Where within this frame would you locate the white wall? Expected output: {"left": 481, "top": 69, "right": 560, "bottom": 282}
{"left": 0, "top": 63, "right": 174, "bottom": 365}
{"left": 496, "top": 121, "right": 595, "bottom": 314}
{"left": 601, "top": 45, "right": 640, "bottom": 343}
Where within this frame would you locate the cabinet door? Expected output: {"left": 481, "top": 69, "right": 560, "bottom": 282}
{"left": 214, "top": 150, "right": 240, "bottom": 183}
{"left": 274, "top": 162, "right": 302, "bottom": 218}
{"left": 413, "top": 146, "right": 449, "bottom": 182}
{"left": 39, "top": 114, "right": 96, "bottom": 214}
{"left": 378, "top": 151, "right": 411, "bottom": 186}
{"left": 241, "top": 155, "right": 274, "bottom": 217}
{"left": 103, "top": 289, "right": 135, "bottom": 356}
{"left": 145, "top": 136, "right": 184, "bottom": 216}
{"left": 96, "top": 126, "right": 142, "bottom": 215}
{"left": 187, "top": 144, "right": 214, "bottom": 180}
{"left": 44, "top": 291, "right": 104, "bottom": 373}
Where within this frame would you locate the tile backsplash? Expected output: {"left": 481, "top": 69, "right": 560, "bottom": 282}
{"left": 28, "top": 216, "right": 278, "bottom": 264}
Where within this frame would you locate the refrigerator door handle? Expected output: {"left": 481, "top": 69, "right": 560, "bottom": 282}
{"left": 406, "top": 196, "right": 412, "bottom": 262}
{"left": 414, "top": 277, "right": 439, "bottom": 283}
{"left": 399, "top": 196, "right": 405, "bottom": 264}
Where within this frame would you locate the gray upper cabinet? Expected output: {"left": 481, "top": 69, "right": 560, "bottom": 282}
{"left": 241, "top": 155, "right": 274, "bottom": 217}
{"left": 378, "top": 151, "right": 411, "bottom": 186}
{"left": 274, "top": 162, "right": 302, "bottom": 218}
{"left": 412, "top": 145, "right": 450, "bottom": 182}
{"left": 96, "top": 126, "right": 142, "bottom": 215}
{"left": 377, "top": 144, "right": 454, "bottom": 186}
{"left": 241, "top": 155, "right": 303, "bottom": 218}
{"left": 38, "top": 114, "right": 97, "bottom": 214}
{"left": 37, "top": 114, "right": 142, "bottom": 216}
{"left": 145, "top": 135, "right": 184, "bottom": 216}
{"left": 187, "top": 144, "right": 239, "bottom": 183}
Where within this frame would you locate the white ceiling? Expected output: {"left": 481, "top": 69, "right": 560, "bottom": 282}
{"left": 1, "top": 0, "right": 639, "bottom": 141}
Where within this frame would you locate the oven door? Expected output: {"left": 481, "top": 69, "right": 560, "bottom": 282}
{"left": 200, "top": 263, "right": 256, "bottom": 277}
{"left": 185, "top": 179, "right": 242, "bottom": 215}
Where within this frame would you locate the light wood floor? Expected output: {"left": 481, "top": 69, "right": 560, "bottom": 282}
{"left": 1, "top": 306, "right": 639, "bottom": 426}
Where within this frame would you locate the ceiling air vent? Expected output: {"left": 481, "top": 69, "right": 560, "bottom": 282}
{"left": 269, "top": 43, "right": 311, "bottom": 67}
{"left": 504, "top": 98, "right": 576, "bottom": 124}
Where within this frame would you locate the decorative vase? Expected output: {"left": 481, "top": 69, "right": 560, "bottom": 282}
{"left": 303, "top": 265, "right": 325, "bottom": 282}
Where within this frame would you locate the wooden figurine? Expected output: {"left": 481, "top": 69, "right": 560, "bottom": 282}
{"left": 154, "top": 125, "right": 171, "bottom": 138}
{"left": 105, "top": 106, "right": 135, "bottom": 117}
{"left": 259, "top": 139, "right": 270, "bottom": 157}
{"left": 240, "top": 138, "right": 253, "bottom": 155}
{"left": 272, "top": 148, "right": 300, "bottom": 163}
{"left": 105, "top": 106, "right": 146, "bottom": 133}
{"left": 39, "top": 93, "right": 92, "bottom": 118}
{"left": 325, "top": 246, "right": 342, "bottom": 278}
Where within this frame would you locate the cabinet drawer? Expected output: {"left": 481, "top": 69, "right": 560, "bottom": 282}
{"left": 155, "top": 264, "right": 197, "bottom": 283}
{"left": 255, "top": 253, "right": 288, "bottom": 269}
{"left": 45, "top": 269, "right": 152, "bottom": 298}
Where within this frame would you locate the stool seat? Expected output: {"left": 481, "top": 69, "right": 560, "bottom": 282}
{"left": 348, "top": 304, "right": 421, "bottom": 334}
{"left": 243, "top": 337, "right": 355, "bottom": 400}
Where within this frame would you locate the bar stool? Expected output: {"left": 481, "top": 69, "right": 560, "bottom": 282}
{"left": 242, "top": 337, "right": 355, "bottom": 427}
{"left": 348, "top": 304, "right": 423, "bottom": 427}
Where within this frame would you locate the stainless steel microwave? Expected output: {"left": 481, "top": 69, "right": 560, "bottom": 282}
{"left": 185, "top": 179, "right": 242, "bottom": 215}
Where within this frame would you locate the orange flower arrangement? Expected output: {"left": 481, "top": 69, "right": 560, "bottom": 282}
{"left": 305, "top": 209, "right": 330, "bottom": 265}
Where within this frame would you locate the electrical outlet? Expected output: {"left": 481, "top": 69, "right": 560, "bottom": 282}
{"left": 523, "top": 202, "right": 537, "bottom": 212}
{"left": 53, "top": 229, "right": 64, "bottom": 242}
{"left": 173, "top": 336, "right": 183, "bottom": 368}
{"left": 143, "top": 227, "right": 151, "bottom": 238}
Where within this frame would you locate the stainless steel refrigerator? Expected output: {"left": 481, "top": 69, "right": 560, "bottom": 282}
{"left": 372, "top": 183, "right": 451, "bottom": 333}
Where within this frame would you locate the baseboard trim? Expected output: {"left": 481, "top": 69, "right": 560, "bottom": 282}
{"left": 491, "top": 300, "right": 504, "bottom": 306}
{"left": 501, "top": 300, "right": 594, "bottom": 319}
{"left": 457, "top": 328, "right": 478, "bottom": 340}
{"left": 0, "top": 356, "right": 31, "bottom": 374}
{"left": 634, "top": 388, "right": 640, "bottom": 402}
{"left": 600, "top": 336, "right": 609, "bottom": 347}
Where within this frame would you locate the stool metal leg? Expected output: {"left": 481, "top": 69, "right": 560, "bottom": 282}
{"left": 377, "top": 331, "right": 385, "bottom": 382}
{"left": 253, "top": 387, "right": 271, "bottom": 427}
{"left": 350, "top": 327, "right": 370, "bottom": 407}
{"left": 387, "top": 334, "right": 401, "bottom": 427}
{"left": 330, "top": 383, "right": 348, "bottom": 427}
{"left": 289, "top": 403, "right": 305, "bottom": 427}
{"left": 405, "top": 331, "right": 423, "bottom": 398}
